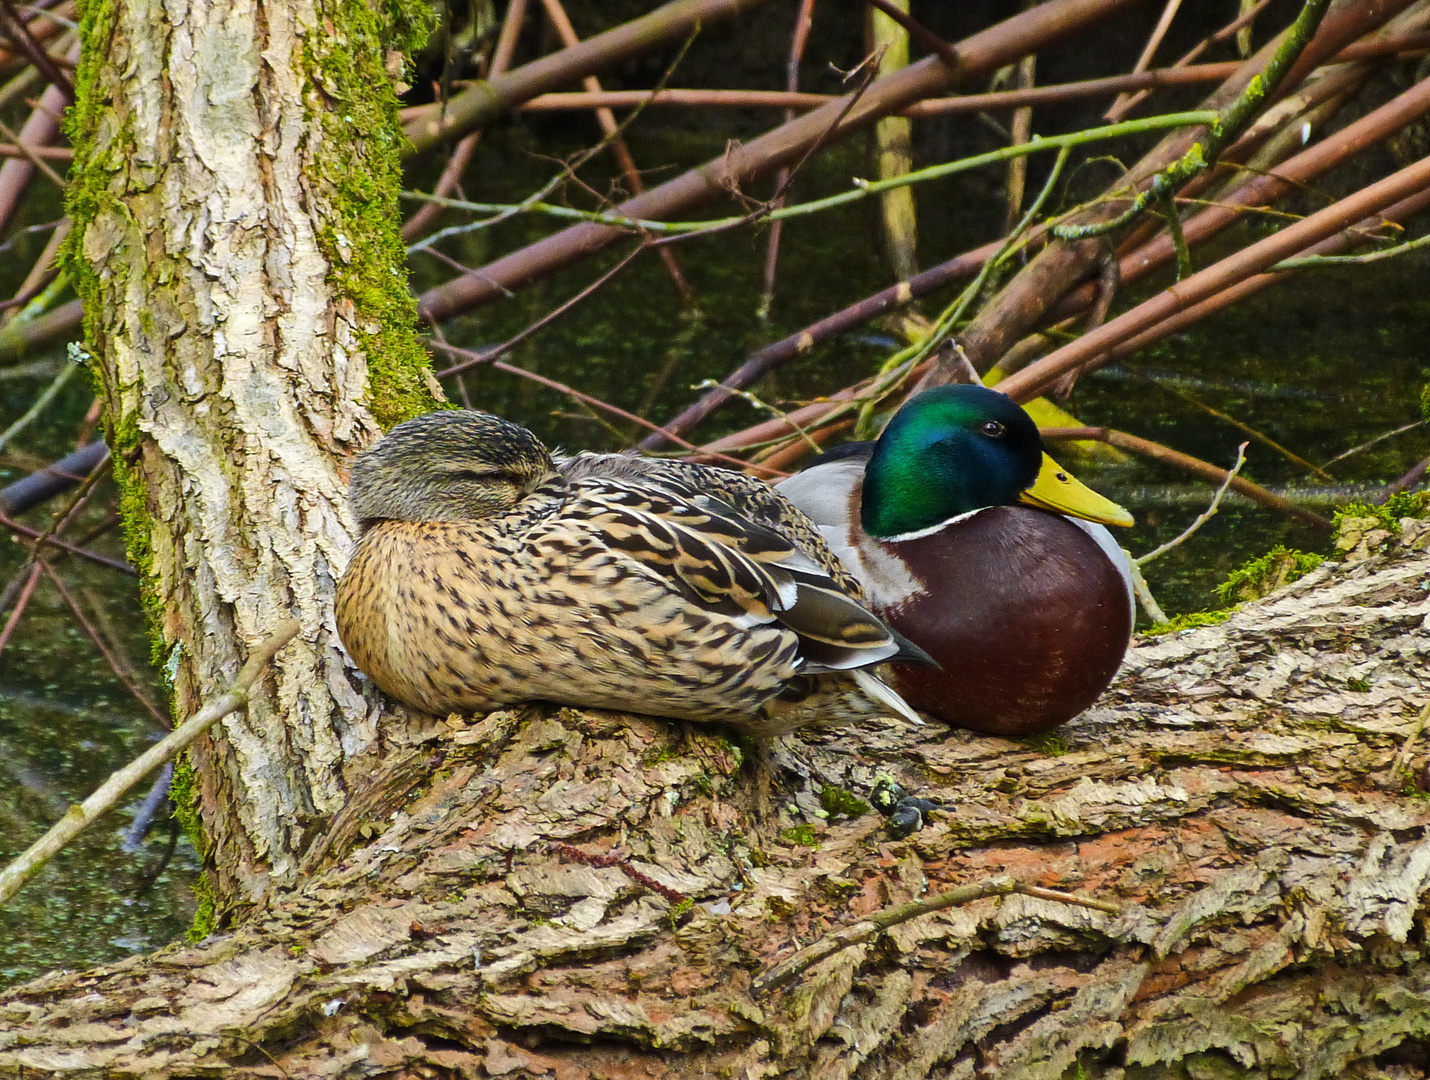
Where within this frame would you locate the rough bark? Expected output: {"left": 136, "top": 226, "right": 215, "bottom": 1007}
{"left": 4, "top": 522, "right": 1430, "bottom": 1077}
{"left": 65, "top": 0, "right": 438, "bottom": 913}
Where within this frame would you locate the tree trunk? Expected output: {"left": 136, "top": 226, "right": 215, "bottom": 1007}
{"left": 10, "top": 1, "right": 1430, "bottom": 1076}
{"left": 3, "top": 519, "right": 1430, "bottom": 1076}
{"left": 65, "top": 0, "right": 439, "bottom": 916}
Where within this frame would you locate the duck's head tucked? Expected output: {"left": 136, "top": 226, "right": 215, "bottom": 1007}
{"left": 862, "top": 384, "right": 1133, "bottom": 539}
{"left": 348, "top": 410, "right": 556, "bottom": 529}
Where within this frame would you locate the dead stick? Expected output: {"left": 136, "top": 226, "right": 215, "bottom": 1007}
{"left": 640, "top": 245, "right": 998, "bottom": 448}
{"left": 416, "top": 0, "right": 1144, "bottom": 323}
{"left": 400, "top": 0, "right": 527, "bottom": 242}
{"left": 0, "top": 0, "right": 70, "bottom": 100}
{"left": 537, "top": 0, "right": 694, "bottom": 304}
{"left": 40, "top": 562, "right": 167, "bottom": 726}
{"left": 403, "top": 0, "right": 776, "bottom": 157}
{"left": 757, "top": 0, "right": 816, "bottom": 321}
{"left": 0, "top": 619, "right": 301, "bottom": 907}
{"left": 996, "top": 155, "right": 1430, "bottom": 407}
{"left": 1105, "top": 0, "right": 1183, "bottom": 121}
{"left": 753, "top": 875, "right": 1120, "bottom": 996}
{"left": 1042, "top": 427, "right": 1331, "bottom": 530}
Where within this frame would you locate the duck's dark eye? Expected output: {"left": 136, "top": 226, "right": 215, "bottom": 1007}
{"left": 980, "top": 420, "right": 1005, "bottom": 438}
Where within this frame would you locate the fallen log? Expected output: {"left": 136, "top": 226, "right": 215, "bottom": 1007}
{"left": 4, "top": 515, "right": 1430, "bottom": 1077}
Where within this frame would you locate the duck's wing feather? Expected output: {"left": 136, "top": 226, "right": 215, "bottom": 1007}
{"left": 562, "top": 472, "right": 905, "bottom": 672}
{"left": 558, "top": 451, "right": 861, "bottom": 594}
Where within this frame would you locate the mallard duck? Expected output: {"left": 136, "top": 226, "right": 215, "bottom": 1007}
{"left": 777, "top": 384, "right": 1136, "bottom": 736}
{"left": 334, "top": 410, "right": 932, "bottom": 737}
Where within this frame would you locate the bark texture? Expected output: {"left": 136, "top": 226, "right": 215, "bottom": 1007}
{"left": 67, "top": 0, "right": 437, "bottom": 910}
{"left": 4, "top": 524, "right": 1430, "bottom": 1078}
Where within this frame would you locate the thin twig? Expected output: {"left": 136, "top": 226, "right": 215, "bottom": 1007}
{"left": 432, "top": 240, "right": 648, "bottom": 377}
{"left": 1389, "top": 701, "right": 1430, "bottom": 782}
{"left": 753, "top": 875, "right": 1119, "bottom": 996}
{"left": 40, "top": 562, "right": 168, "bottom": 726}
{"left": 0, "top": 356, "right": 71, "bottom": 452}
{"left": 1137, "top": 442, "right": 1249, "bottom": 565}
{"left": 0, "top": 110, "right": 65, "bottom": 189}
{"left": 427, "top": 339, "right": 787, "bottom": 478}
{"left": 1105, "top": 0, "right": 1183, "bottom": 121}
{"left": 0, "top": 0, "right": 71, "bottom": 100}
{"left": 1322, "top": 420, "right": 1425, "bottom": 468}
{"left": 0, "top": 619, "right": 301, "bottom": 907}
{"left": 0, "top": 511, "right": 132, "bottom": 573}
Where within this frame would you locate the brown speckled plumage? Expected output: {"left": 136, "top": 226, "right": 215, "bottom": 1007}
{"left": 335, "top": 410, "right": 927, "bottom": 735}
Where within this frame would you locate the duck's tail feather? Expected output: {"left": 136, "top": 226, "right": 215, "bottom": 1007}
{"left": 850, "top": 669, "right": 924, "bottom": 726}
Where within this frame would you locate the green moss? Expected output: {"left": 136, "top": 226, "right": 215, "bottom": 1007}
{"left": 666, "top": 897, "right": 694, "bottom": 929}
{"left": 304, "top": 0, "right": 439, "bottom": 429}
{"left": 779, "top": 824, "right": 820, "bottom": 848}
{"left": 1022, "top": 730, "right": 1068, "bottom": 756}
{"left": 1215, "top": 545, "right": 1323, "bottom": 605}
{"left": 1420, "top": 382, "right": 1430, "bottom": 423}
{"left": 1334, "top": 491, "right": 1430, "bottom": 534}
{"left": 818, "top": 785, "right": 871, "bottom": 820}
{"left": 1145, "top": 609, "right": 1234, "bottom": 636}
{"left": 1346, "top": 677, "right": 1370, "bottom": 693}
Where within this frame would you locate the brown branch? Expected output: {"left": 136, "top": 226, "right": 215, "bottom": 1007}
{"left": 0, "top": 0, "right": 69, "bottom": 100}
{"left": 1043, "top": 427, "right": 1330, "bottom": 530}
{"left": 996, "top": 155, "right": 1430, "bottom": 406}
{"left": 399, "top": 0, "right": 527, "bottom": 242}
{"left": 402, "top": 0, "right": 777, "bottom": 158}
{"left": 863, "top": 0, "right": 959, "bottom": 68}
{"left": 537, "top": 0, "right": 694, "bottom": 305}
{"left": 1105, "top": 0, "right": 1183, "bottom": 120}
{"left": 415, "top": 0, "right": 1144, "bottom": 324}
{"left": 40, "top": 562, "right": 167, "bottom": 726}
{"left": 757, "top": 0, "right": 816, "bottom": 321}
{"left": 754, "top": 875, "right": 1120, "bottom": 997}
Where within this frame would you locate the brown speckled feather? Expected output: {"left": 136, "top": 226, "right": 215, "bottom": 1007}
{"left": 335, "top": 411, "right": 925, "bottom": 734}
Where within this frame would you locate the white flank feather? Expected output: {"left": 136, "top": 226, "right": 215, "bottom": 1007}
{"left": 850, "top": 669, "right": 925, "bottom": 726}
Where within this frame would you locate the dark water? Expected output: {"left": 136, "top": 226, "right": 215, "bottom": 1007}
{"left": 1, "top": 11, "right": 1427, "bottom": 986}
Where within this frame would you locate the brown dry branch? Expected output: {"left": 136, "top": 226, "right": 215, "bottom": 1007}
{"left": 415, "top": 0, "right": 1143, "bottom": 324}
{"left": 1105, "top": 0, "right": 1184, "bottom": 120}
{"left": 757, "top": 0, "right": 816, "bottom": 322}
{"left": 1044, "top": 427, "right": 1329, "bottom": 529}
{"left": 0, "top": 38, "right": 74, "bottom": 236}
{"left": 1086, "top": 181, "right": 1430, "bottom": 373}
{"left": 398, "top": 0, "right": 526, "bottom": 242}
{"left": 401, "top": 0, "right": 777, "bottom": 158}
{"left": 510, "top": 28, "right": 1430, "bottom": 118}
{"left": 0, "top": 619, "right": 301, "bottom": 907}
{"left": 7, "top": 534, "right": 1430, "bottom": 1074}
{"left": 1046, "top": 53, "right": 1430, "bottom": 326}
{"left": 948, "top": 0, "right": 1410, "bottom": 383}
{"left": 0, "top": 0, "right": 71, "bottom": 100}
{"left": 1107, "top": 0, "right": 1277, "bottom": 120}
{"left": 537, "top": 0, "right": 695, "bottom": 305}
{"left": 996, "top": 153, "right": 1430, "bottom": 404}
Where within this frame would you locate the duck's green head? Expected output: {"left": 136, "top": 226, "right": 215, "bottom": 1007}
{"left": 349, "top": 410, "right": 555, "bottom": 528}
{"left": 861, "top": 385, "right": 1133, "bottom": 538}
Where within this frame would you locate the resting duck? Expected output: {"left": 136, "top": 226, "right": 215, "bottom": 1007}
{"left": 335, "top": 410, "right": 931, "bottom": 737}
{"left": 778, "top": 384, "right": 1136, "bottom": 735}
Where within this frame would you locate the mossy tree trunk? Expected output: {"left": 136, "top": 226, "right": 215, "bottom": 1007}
{"left": 65, "top": 0, "right": 440, "bottom": 916}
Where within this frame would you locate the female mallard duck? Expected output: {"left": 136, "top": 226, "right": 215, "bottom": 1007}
{"left": 777, "top": 384, "right": 1136, "bottom": 736}
{"left": 334, "top": 410, "right": 931, "bottom": 737}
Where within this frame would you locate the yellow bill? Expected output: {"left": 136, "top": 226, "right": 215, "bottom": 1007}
{"left": 1018, "top": 453, "right": 1134, "bottom": 527}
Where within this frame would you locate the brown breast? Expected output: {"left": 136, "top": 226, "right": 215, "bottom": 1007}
{"left": 876, "top": 506, "right": 1132, "bottom": 735}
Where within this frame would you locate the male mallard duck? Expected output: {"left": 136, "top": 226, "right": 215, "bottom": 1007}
{"left": 335, "top": 410, "right": 931, "bottom": 737}
{"left": 777, "top": 384, "right": 1136, "bottom": 736}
